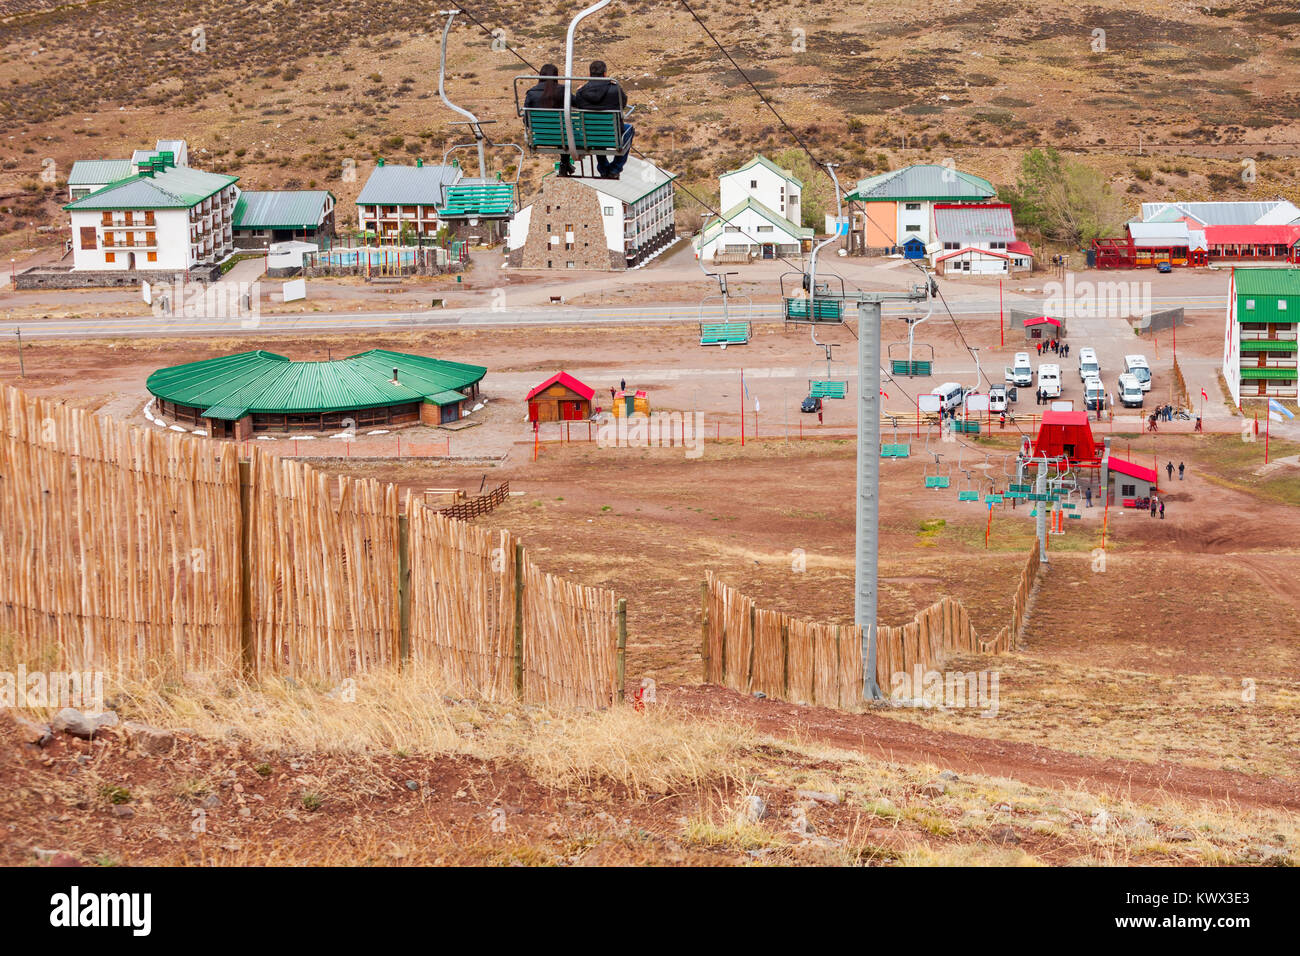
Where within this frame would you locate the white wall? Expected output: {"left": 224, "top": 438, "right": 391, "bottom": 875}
{"left": 720, "top": 163, "right": 800, "bottom": 223}
{"left": 70, "top": 208, "right": 191, "bottom": 271}
{"left": 897, "top": 201, "right": 933, "bottom": 245}
{"left": 698, "top": 206, "right": 803, "bottom": 259}
{"left": 1222, "top": 273, "right": 1241, "bottom": 407}
{"left": 597, "top": 192, "right": 624, "bottom": 255}
{"left": 507, "top": 203, "right": 532, "bottom": 251}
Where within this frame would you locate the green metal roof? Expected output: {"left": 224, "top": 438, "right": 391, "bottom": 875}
{"left": 64, "top": 166, "right": 238, "bottom": 211}
{"left": 67, "top": 159, "right": 134, "bottom": 186}
{"left": 1239, "top": 340, "right": 1297, "bottom": 351}
{"left": 1240, "top": 367, "right": 1297, "bottom": 380}
{"left": 232, "top": 190, "right": 334, "bottom": 229}
{"left": 722, "top": 154, "right": 802, "bottom": 189}
{"left": 146, "top": 349, "right": 486, "bottom": 417}
{"left": 846, "top": 164, "right": 996, "bottom": 202}
{"left": 696, "top": 196, "right": 812, "bottom": 247}
{"left": 1233, "top": 268, "right": 1300, "bottom": 297}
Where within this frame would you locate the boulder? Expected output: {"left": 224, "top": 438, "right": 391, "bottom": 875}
{"left": 51, "top": 708, "right": 117, "bottom": 740}
{"left": 123, "top": 721, "right": 174, "bottom": 756}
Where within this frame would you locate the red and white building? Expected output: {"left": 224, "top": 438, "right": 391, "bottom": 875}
{"left": 929, "top": 203, "right": 1033, "bottom": 275}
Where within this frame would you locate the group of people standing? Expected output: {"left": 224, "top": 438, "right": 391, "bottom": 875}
{"left": 1036, "top": 339, "right": 1068, "bottom": 358}
{"left": 1147, "top": 404, "right": 1177, "bottom": 431}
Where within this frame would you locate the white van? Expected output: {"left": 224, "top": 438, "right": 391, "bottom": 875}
{"left": 1125, "top": 354, "right": 1151, "bottom": 393}
{"left": 1038, "top": 363, "right": 1062, "bottom": 398}
{"left": 1078, "top": 347, "right": 1100, "bottom": 382}
{"left": 1118, "top": 372, "right": 1144, "bottom": 408}
{"left": 931, "top": 381, "right": 965, "bottom": 412}
{"left": 989, "top": 384, "right": 1010, "bottom": 412}
{"left": 1005, "top": 352, "right": 1033, "bottom": 387}
{"left": 1084, "top": 377, "right": 1105, "bottom": 411}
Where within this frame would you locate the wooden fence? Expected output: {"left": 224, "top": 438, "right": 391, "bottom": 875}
{"left": 703, "top": 543, "right": 1042, "bottom": 707}
{"left": 0, "top": 386, "right": 621, "bottom": 708}
{"left": 438, "top": 481, "right": 511, "bottom": 521}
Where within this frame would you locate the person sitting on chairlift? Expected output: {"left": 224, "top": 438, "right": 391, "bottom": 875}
{"left": 575, "top": 61, "right": 633, "bottom": 179}
{"left": 524, "top": 64, "right": 575, "bottom": 177}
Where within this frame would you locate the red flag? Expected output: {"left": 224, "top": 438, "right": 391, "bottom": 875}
{"left": 1201, "top": 387, "right": 1209, "bottom": 401}
{"left": 880, "top": 388, "right": 889, "bottom": 398}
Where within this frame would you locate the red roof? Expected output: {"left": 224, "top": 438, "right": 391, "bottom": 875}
{"left": 1041, "top": 410, "right": 1087, "bottom": 427}
{"left": 1107, "top": 456, "right": 1157, "bottom": 483}
{"left": 1007, "top": 240, "right": 1034, "bottom": 257}
{"left": 1203, "top": 224, "right": 1300, "bottom": 246}
{"left": 526, "top": 371, "right": 595, "bottom": 402}
{"left": 1024, "top": 315, "right": 1062, "bottom": 327}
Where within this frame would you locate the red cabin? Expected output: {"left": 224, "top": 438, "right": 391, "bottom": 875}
{"left": 1031, "top": 411, "right": 1103, "bottom": 464}
{"left": 526, "top": 371, "right": 595, "bottom": 423}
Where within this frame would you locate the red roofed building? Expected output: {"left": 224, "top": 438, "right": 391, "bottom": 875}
{"left": 1031, "top": 411, "right": 1103, "bottom": 463}
{"left": 1023, "top": 315, "right": 1063, "bottom": 342}
{"left": 1101, "top": 442, "right": 1160, "bottom": 504}
{"left": 526, "top": 371, "right": 595, "bottom": 422}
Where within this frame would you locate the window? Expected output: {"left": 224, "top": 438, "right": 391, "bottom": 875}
{"left": 905, "top": 202, "right": 921, "bottom": 211}
{"left": 757, "top": 225, "right": 773, "bottom": 233}
{"left": 603, "top": 206, "right": 614, "bottom": 216}
{"left": 1280, "top": 299, "right": 1289, "bottom": 310}
{"left": 547, "top": 260, "right": 553, "bottom": 268}
{"left": 750, "top": 180, "right": 758, "bottom": 189}
{"left": 79, "top": 226, "right": 97, "bottom": 249}
{"left": 1121, "top": 483, "right": 1136, "bottom": 497}
{"left": 905, "top": 224, "right": 920, "bottom": 232}
{"left": 991, "top": 241, "right": 1006, "bottom": 249}
{"left": 566, "top": 261, "right": 575, "bottom": 269}
{"left": 944, "top": 241, "right": 959, "bottom": 250}
{"left": 1246, "top": 299, "right": 1255, "bottom": 310}
{"left": 105, "top": 252, "right": 115, "bottom": 263}
{"left": 147, "top": 251, "right": 157, "bottom": 263}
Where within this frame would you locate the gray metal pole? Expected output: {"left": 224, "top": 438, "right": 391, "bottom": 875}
{"left": 1035, "top": 461, "right": 1048, "bottom": 562}
{"left": 857, "top": 299, "right": 882, "bottom": 699}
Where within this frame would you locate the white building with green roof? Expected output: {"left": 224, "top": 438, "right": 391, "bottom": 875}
{"left": 696, "top": 155, "right": 812, "bottom": 262}
{"left": 63, "top": 153, "right": 237, "bottom": 273}
{"left": 1222, "top": 267, "right": 1300, "bottom": 404}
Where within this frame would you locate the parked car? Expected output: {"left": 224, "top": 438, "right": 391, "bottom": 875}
{"left": 1005, "top": 352, "right": 1033, "bottom": 387}
{"left": 1156, "top": 261, "right": 1173, "bottom": 273}
{"left": 1118, "top": 372, "right": 1144, "bottom": 408}
{"left": 1078, "top": 347, "right": 1100, "bottom": 382}
{"left": 1125, "top": 354, "right": 1152, "bottom": 393}
{"left": 1038, "top": 363, "right": 1062, "bottom": 398}
{"left": 800, "top": 395, "right": 822, "bottom": 413}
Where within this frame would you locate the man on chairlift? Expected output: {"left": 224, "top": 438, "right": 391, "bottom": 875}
{"left": 575, "top": 60, "right": 633, "bottom": 179}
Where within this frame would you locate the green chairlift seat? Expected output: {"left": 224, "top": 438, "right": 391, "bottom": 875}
{"left": 880, "top": 443, "right": 911, "bottom": 458}
{"left": 809, "top": 380, "right": 847, "bottom": 400}
{"left": 890, "top": 359, "right": 933, "bottom": 376}
{"left": 436, "top": 182, "right": 516, "bottom": 219}
{"left": 957, "top": 491, "right": 980, "bottom": 501}
{"left": 785, "top": 297, "right": 844, "bottom": 323}
{"left": 699, "top": 321, "right": 751, "bottom": 346}
{"left": 924, "top": 476, "right": 951, "bottom": 489}
{"left": 521, "top": 108, "right": 628, "bottom": 155}
{"left": 985, "top": 494, "right": 1003, "bottom": 504}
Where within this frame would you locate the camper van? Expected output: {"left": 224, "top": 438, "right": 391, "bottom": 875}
{"left": 1118, "top": 372, "right": 1144, "bottom": 408}
{"left": 1084, "top": 377, "right": 1105, "bottom": 411}
{"left": 989, "top": 384, "right": 1011, "bottom": 413}
{"left": 1038, "top": 363, "right": 1062, "bottom": 399}
{"left": 1005, "top": 352, "right": 1033, "bottom": 387}
{"left": 1125, "top": 354, "right": 1151, "bottom": 393}
{"left": 1078, "top": 347, "right": 1100, "bottom": 382}
{"left": 930, "top": 381, "right": 966, "bottom": 412}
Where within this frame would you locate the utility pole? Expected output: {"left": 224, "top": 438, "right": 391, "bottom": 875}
{"left": 14, "top": 325, "right": 24, "bottom": 378}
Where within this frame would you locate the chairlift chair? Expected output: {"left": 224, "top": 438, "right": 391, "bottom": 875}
{"left": 880, "top": 414, "right": 910, "bottom": 459}
{"left": 697, "top": 266, "right": 751, "bottom": 347}
{"left": 513, "top": 0, "right": 634, "bottom": 180}
{"left": 783, "top": 163, "right": 850, "bottom": 326}
{"left": 436, "top": 11, "right": 522, "bottom": 230}
{"left": 888, "top": 271, "right": 938, "bottom": 375}
{"left": 922, "top": 428, "right": 951, "bottom": 489}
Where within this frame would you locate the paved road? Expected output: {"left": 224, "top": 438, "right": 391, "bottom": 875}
{"left": 10, "top": 294, "right": 1227, "bottom": 340}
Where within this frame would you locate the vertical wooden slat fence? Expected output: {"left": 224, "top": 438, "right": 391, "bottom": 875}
{"left": 0, "top": 386, "right": 622, "bottom": 707}
{"left": 704, "top": 542, "right": 1041, "bottom": 708}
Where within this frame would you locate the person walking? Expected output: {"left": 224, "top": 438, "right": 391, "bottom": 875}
{"left": 1036, "top": 341, "right": 1042, "bottom": 356}
{"left": 1166, "top": 461, "right": 1174, "bottom": 482}
{"left": 1179, "top": 461, "right": 1185, "bottom": 480}
{"left": 620, "top": 377, "right": 626, "bottom": 392}
{"left": 1085, "top": 485, "right": 1092, "bottom": 508}
{"left": 1159, "top": 499, "right": 1165, "bottom": 519}
{"left": 817, "top": 409, "right": 823, "bottom": 426}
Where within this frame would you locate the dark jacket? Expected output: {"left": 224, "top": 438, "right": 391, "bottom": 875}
{"left": 574, "top": 78, "right": 626, "bottom": 112}
{"left": 523, "top": 80, "right": 563, "bottom": 110}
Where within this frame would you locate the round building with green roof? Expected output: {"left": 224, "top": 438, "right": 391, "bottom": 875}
{"left": 147, "top": 349, "right": 487, "bottom": 438}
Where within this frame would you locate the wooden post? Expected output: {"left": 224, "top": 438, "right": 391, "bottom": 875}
{"left": 513, "top": 541, "right": 525, "bottom": 701}
{"left": 237, "top": 459, "right": 254, "bottom": 676}
{"left": 397, "top": 513, "right": 411, "bottom": 666}
{"left": 616, "top": 598, "right": 627, "bottom": 703}
{"left": 746, "top": 603, "right": 757, "bottom": 690}
{"left": 781, "top": 620, "right": 789, "bottom": 698}
{"left": 700, "top": 580, "right": 710, "bottom": 682}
